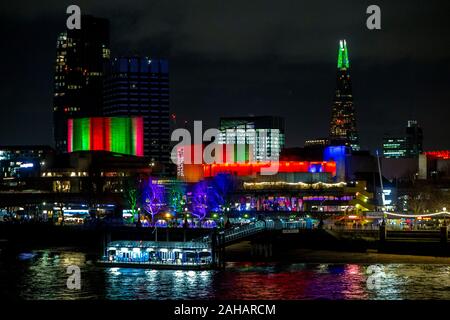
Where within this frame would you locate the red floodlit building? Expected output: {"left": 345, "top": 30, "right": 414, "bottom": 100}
{"left": 418, "top": 150, "right": 450, "bottom": 180}
{"left": 425, "top": 150, "right": 450, "bottom": 160}
{"left": 203, "top": 161, "right": 336, "bottom": 178}
{"left": 176, "top": 144, "right": 336, "bottom": 182}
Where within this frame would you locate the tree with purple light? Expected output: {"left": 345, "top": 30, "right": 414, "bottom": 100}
{"left": 142, "top": 177, "right": 166, "bottom": 225}
{"left": 189, "top": 174, "right": 236, "bottom": 226}
{"left": 191, "top": 180, "right": 208, "bottom": 221}
{"left": 208, "top": 173, "right": 236, "bottom": 213}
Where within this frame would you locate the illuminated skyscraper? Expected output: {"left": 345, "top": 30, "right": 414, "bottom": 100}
{"left": 329, "top": 40, "right": 360, "bottom": 151}
{"left": 53, "top": 15, "right": 110, "bottom": 152}
{"left": 103, "top": 57, "right": 170, "bottom": 164}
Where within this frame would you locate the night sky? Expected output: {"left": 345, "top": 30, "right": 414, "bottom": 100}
{"left": 1, "top": 0, "right": 450, "bottom": 152}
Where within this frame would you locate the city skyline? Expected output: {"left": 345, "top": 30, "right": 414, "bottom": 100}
{"left": 1, "top": 1, "right": 450, "bottom": 307}
{"left": 1, "top": 0, "right": 450, "bottom": 153}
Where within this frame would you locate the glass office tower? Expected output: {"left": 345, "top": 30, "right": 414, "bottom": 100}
{"left": 53, "top": 15, "right": 110, "bottom": 152}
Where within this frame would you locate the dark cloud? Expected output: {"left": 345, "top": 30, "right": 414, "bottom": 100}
{"left": 0, "top": 0, "right": 450, "bottom": 151}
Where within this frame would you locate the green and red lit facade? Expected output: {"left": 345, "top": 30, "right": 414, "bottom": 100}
{"left": 67, "top": 117, "right": 144, "bottom": 156}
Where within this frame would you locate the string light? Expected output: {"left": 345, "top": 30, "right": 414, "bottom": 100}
{"left": 382, "top": 211, "right": 450, "bottom": 218}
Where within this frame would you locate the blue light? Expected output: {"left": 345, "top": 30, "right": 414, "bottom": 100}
{"left": 308, "top": 163, "right": 322, "bottom": 173}
{"left": 324, "top": 146, "right": 346, "bottom": 162}
{"left": 324, "top": 145, "right": 347, "bottom": 179}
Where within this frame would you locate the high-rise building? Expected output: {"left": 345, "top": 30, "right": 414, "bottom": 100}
{"left": 103, "top": 57, "right": 170, "bottom": 164}
{"left": 53, "top": 15, "right": 110, "bottom": 152}
{"left": 405, "top": 120, "right": 423, "bottom": 156}
{"left": 329, "top": 40, "right": 360, "bottom": 151}
{"left": 383, "top": 120, "right": 423, "bottom": 158}
{"left": 218, "top": 116, "right": 285, "bottom": 161}
{"left": 382, "top": 137, "right": 408, "bottom": 158}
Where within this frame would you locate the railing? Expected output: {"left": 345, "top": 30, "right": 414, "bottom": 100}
{"left": 281, "top": 221, "right": 304, "bottom": 229}
{"left": 100, "top": 258, "right": 212, "bottom": 266}
{"left": 324, "top": 225, "right": 380, "bottom": 231}
{"left": 223, "top": 220, "right": 267, "bottom": 243}
{"left": 192, "top": 220, "right": 317, "bottom": 246}
{"left": 220, "top": 220, "right": 306, "bottom": 243}
{"left": 325, "top": 224, "right": 445, "bottom": 232}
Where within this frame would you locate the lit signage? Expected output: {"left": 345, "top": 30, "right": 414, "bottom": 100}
{"left": 383, "top": 189, "right": 393, "bottom": 206}
{"left": 19, "top": 163, "right": 34, "bottom": 168}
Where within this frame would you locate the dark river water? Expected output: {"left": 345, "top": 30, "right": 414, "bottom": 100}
{"left": 1, "top": 248, "right": 450, "bottom": 300}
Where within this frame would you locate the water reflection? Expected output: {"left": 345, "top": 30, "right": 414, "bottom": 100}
{"left": 105, "top": 267, "right": 214, "bottom": 300}
{"left": 1, "top": 249, "right": 450, "bottom": 300}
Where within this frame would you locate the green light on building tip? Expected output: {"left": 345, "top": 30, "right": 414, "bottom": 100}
{"left": 337, "top": 39, "right": 350, "bottom": 70}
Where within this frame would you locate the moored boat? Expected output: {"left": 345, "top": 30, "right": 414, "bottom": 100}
{"left": 97, "top": 240, "right": 214, "bottom": 269}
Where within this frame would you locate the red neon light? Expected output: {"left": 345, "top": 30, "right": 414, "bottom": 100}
{"left": 67, "top": 119, "right": 73, "bottom": 152}
{"left": 425, "top": 151, "right": 450, "bottom": 160}
{"left": 104, "top": 117, "right": 111, "bottom": 152}
{"left": 203, "top": 161, "right": 336, "bottom": 177}
{"left": 322, "top": 161, "right": 337, "bottom": 175}
{"left": 90, "top": 117, "right": 105, "bottom": 151}
{"left": 134, "top": 117, "right": 144, "bottom": 157}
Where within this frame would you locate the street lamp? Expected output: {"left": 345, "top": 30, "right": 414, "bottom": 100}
{"left": 444, "top": 207, "right": 448, "bottom": 227}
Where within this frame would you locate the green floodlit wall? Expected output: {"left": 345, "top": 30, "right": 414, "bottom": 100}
{"left": 73, "top": 117, "right": 91, "bottom": 151}
{"left": 110, "top": 117, "right": 132, "bottom": 155}
{"left": 233, "top": 144, "right": 250, "bottom": 162}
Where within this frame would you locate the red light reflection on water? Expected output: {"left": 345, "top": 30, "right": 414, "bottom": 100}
{"left": 212, "top": 263, "right": 369, "bottom": 300}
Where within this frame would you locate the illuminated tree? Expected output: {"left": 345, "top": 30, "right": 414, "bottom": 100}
{"left": 127, "top": 188, "right": 139, "bottom": 218}
{"left": 406, "top": 184, "right": 449, "bottom": 214}
{"left": 169, "top": 182, "right": 186, "bottom": 214}
{"left": 207, "top": 173, "right": 236, "bottom": 213}
{"left": 142, "top": 177, "right": 166, "bottom": 224}
{"left": 189, "top": 174, "right": 236, "bottom": 223}
{"left": 191, "top": 180, "right": 208, "bottom": 221}
{"left": 123, "top": 177, "right": 141, "bottom": 224}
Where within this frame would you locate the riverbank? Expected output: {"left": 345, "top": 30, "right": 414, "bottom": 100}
{"left": 2, "top": 224, "right": 449, "bottom": 263}
{"left": 225, "top": 241, "right": 450, "bottom": 264}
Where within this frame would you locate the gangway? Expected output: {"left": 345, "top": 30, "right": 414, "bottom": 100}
{"left": 193, "top": 220, "right": 304, "bottom": 246}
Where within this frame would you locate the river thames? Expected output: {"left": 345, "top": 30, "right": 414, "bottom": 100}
{"left": 1, "top": 248, "right": 450, "bottom": 300}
